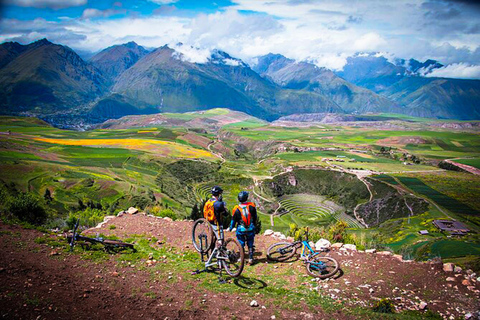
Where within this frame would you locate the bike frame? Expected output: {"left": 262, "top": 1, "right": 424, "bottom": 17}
{"left": 300, "top": 240, "right": 320, "bottom": 259}
{"left": 199, "top": 221, "right": 226, "bottom": 269}
{"left": 300, "top": 240, "right": 329, "bottom": 271}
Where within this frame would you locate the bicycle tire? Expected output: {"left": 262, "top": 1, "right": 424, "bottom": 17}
{"left": 222, "top": 238, "right": 245, "bottom": 277}
{"left": 102, "top": 239, "right": 136, "bottom": 252}
{"left": 305, "top": 256, "right": 339, "bottom": 279}
{"left": 266, "top": 242, "right": 297, "bottom": 262}
{"left": 192, "top": 218, "right": 215, "bottom": 253}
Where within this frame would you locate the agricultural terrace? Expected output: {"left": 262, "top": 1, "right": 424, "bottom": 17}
{"left": 277, "top": 194, "right": 363, "bottom": 229}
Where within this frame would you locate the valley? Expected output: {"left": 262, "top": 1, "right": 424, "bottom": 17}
{"left": 0, "top": 109, "right": 479, "bottom": 272}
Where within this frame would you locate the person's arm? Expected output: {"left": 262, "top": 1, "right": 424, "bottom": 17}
{"left": 214, "top": 200, "right": 228, "bottom": 226}
{"left": 229, "top": 208, "right": 239, "bottom": 231}
{"left": 251, "top": 205, "right": 258, "bottom": 225}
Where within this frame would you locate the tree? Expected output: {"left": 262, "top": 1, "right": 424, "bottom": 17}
{"left": 189, "top": 204, "right": 201, "bottom": 220}
{"left": 44, "top": 188, "right": 52, "bottom": 203}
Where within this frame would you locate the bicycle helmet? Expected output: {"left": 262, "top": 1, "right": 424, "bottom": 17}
{"left": 238, "top": 191, "right": 249, "bottom": 203}
{"left": 211, "top": 185, "right": 223, "bottom": 196}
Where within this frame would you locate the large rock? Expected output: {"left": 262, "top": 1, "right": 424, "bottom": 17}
{"left": 376, "top": 251, "right": 393, "bottom": 256}
{"left": 331, "top": 243, "right": 344, "bottom": 249}
{"left": 264, "top": 229, "right": 274, "bottom": 236}
{"left": 365, "top": 249, "right": 376, "bottom": 254}
{"left": 315, "top": 239, "right": 331, "bottom": 251}
{"left": 104, "top": 215, "right": 115, "bottom": 222}
{"left": 443, "top": 263, "right": 455, "bottom": 272}
{"left": 343, "top": 244, "right": 357, "bottom": 251}
{"left": 127, "top": 207, "right": 138, "bottom": 214}
{"left": 393, "top": 254, "right": 404, "bottom": 262}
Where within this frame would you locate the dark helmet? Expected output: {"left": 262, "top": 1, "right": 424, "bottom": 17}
{"left": 211, "top": 186, "right": 223, "bottom": 196}
{"left": 238, "top": 191, "right": 249, "bottom": 203}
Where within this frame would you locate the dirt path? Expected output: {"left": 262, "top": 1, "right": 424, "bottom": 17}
{"left": 207, "top": 140, "right": 226, "bottom": 164}
{"left": 1, "top": 215, "right": 479, "bottom": 319}
{"left": 445, "top": 159, "right": 480, "bottom": 176}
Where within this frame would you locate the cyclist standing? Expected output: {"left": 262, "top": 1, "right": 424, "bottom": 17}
{"left": 203, "top": 186, "right": 228, "bottom": 243}
{"left": 229, "top": 191, "right": 257, "bottom": 265}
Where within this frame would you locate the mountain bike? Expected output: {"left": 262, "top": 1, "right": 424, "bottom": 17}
{"left": 191, "top": 218, "right": 245, "bottom": 280}
{"left": 67, "top": 218, "right": 136, "bottom": 253}
{"left": 266, "top": 228, "right": 339, "bottom": 279}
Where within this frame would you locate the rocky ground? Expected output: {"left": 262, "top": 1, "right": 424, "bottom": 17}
{"left": 1, "top": 213, "right": 479, "bottom": 319}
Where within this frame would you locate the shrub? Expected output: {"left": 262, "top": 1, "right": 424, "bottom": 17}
{"left": 328, "top": 220, "right": 348, "bottom": 242}
{"left": 372, "top": 298, "right": 395, "bottom": 313}
{"left": 67, "top": 208, "right": 107, "bottom": 229}
{"left": 8, "top": 192, "right": 47, "bottom": 225}
{"left": 155, "top": 208, "right": 177, "bottom": 221}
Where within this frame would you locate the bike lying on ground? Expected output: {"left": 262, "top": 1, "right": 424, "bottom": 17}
{"left": 266, "top": 228, "right": 339, "bottom": 279}
{"left": 66, "top": 219, "right": 136, "bottom": 253}
{"left": 191, "top": 218, "right": 245, "bottom": 280}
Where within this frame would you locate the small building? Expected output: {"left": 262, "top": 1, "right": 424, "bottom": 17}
{"left": 433, "top": 219, "right": 470, "bottom": 236}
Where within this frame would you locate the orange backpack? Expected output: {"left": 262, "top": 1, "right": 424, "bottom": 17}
{"left": 203, "top": 198, "right": 217, "bottom": 223}
{"left": 233, "top": 202, "right": 255, "bottom": 227}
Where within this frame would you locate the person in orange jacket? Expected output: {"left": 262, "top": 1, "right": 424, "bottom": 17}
{"left": 228, "top": 191, "right": 257, "bottom": 265}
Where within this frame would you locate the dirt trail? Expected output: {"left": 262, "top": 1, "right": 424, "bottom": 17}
{"left": 445, "top": 160, "right": 480, "bottom": 176}
{"left": 1, "top": 215, "right": 479, "bottom": 320}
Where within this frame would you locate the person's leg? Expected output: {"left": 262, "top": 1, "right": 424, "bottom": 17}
{"left": 246, "top": 231, "right": 255, "bottom": 263}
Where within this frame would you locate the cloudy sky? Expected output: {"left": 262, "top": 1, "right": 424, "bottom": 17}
{"left": 1, "top": 0, "right": 480, "bottom": 78}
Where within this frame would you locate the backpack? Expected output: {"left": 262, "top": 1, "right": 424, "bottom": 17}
{"left": 203, "top": 198, "right": 217, "bottom": 223}
{"left": 234, "top": 202, "right": 255, "bottom": 227}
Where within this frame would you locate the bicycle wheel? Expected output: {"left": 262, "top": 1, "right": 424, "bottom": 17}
{"left": 305, "top": 256, "right": 339, "bottom": 279}
{"left": 102, "top": 239, "right": 136, "bottom": 253}
{"left": 222, "top": 238, "right": 245, "bottom": 277}
{"left": 266, "top": 242, "right": 297, "bottom": 261}
{"left": 192, "top": 218, "right": 214, "bottom": 253}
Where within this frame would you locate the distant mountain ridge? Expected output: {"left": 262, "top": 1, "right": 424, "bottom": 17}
{"left": 90, "top": 41, "right": 150, "bottom": 84}
{"left": 0, "top": 39, "right": 107, "bottom": 114}
{"left": 252, "top": 53, "right": 401, "bottom": 114}
{"left": 112, "top": 45, "right": 342, "bottom": 121}
{"left": 0, "top": 39, "right": 478, "bottom": 128}
{"left": 336, "top": 53, "right": 480, "bottom": 119}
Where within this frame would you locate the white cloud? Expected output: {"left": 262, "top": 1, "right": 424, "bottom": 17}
{"left": 5, "top": 0, "right": 87, "bottom": 9}
{"left": 148, "top": 0, "right": 179, "bottom": 4}
{"left": 81, "top": 8, "right": 125, "bottom": 19}
{"left": 425, "top": 63, "right": 480, "bottom": 79}
{"left": 1, "top": 0, "right": 479, "bottom": 72}
{"left": 171, "top": 44, "right": 211, "bottom": 64}
{"left": 353, "top": 33, "right": 386, "bottom": 52}
{"left": 223, "top": 58, "right": 241, "bottom": 66}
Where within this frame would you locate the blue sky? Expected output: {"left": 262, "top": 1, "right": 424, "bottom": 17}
{"left": 1, "top": 0, "right": 480, "bottom": 78}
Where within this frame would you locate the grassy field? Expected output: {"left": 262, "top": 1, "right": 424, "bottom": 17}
{"left": 1, "top": 112, "right": 479, "bottom": 265}
{"left": 454, "top": 158, "right": 480, "bottom": 169}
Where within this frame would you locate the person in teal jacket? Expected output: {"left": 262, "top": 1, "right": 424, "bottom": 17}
{"left": 229, "top": 191, "right": 257, "bottom": 265}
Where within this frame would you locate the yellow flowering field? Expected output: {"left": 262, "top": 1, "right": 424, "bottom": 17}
{"left": 35, "top": 138, "right": 218, "bottom": 160}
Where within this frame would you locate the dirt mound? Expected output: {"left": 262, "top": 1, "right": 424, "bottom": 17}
{"left": 1, "top": 215, "right": 479, "bottom": 319}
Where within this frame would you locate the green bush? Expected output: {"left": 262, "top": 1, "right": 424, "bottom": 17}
{"left": 8, "top": 192, "right": 47, "bottom": 225}
{"left": 67, "top": 208, "right": 107, "bottom": 229}
{"left": 372, "top": 298, "right": 395, "bottom": 313}
{"left": 155, "top": 208, "right": 177, "bottom": 220}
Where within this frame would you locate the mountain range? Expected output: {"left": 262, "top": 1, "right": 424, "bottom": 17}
{"left": 0, "top": 38, "right": 478, "bottom": 127}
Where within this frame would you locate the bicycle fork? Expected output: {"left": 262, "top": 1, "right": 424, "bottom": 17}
{"left": 199, "top": 233, "right": 208, "bottom": 263}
